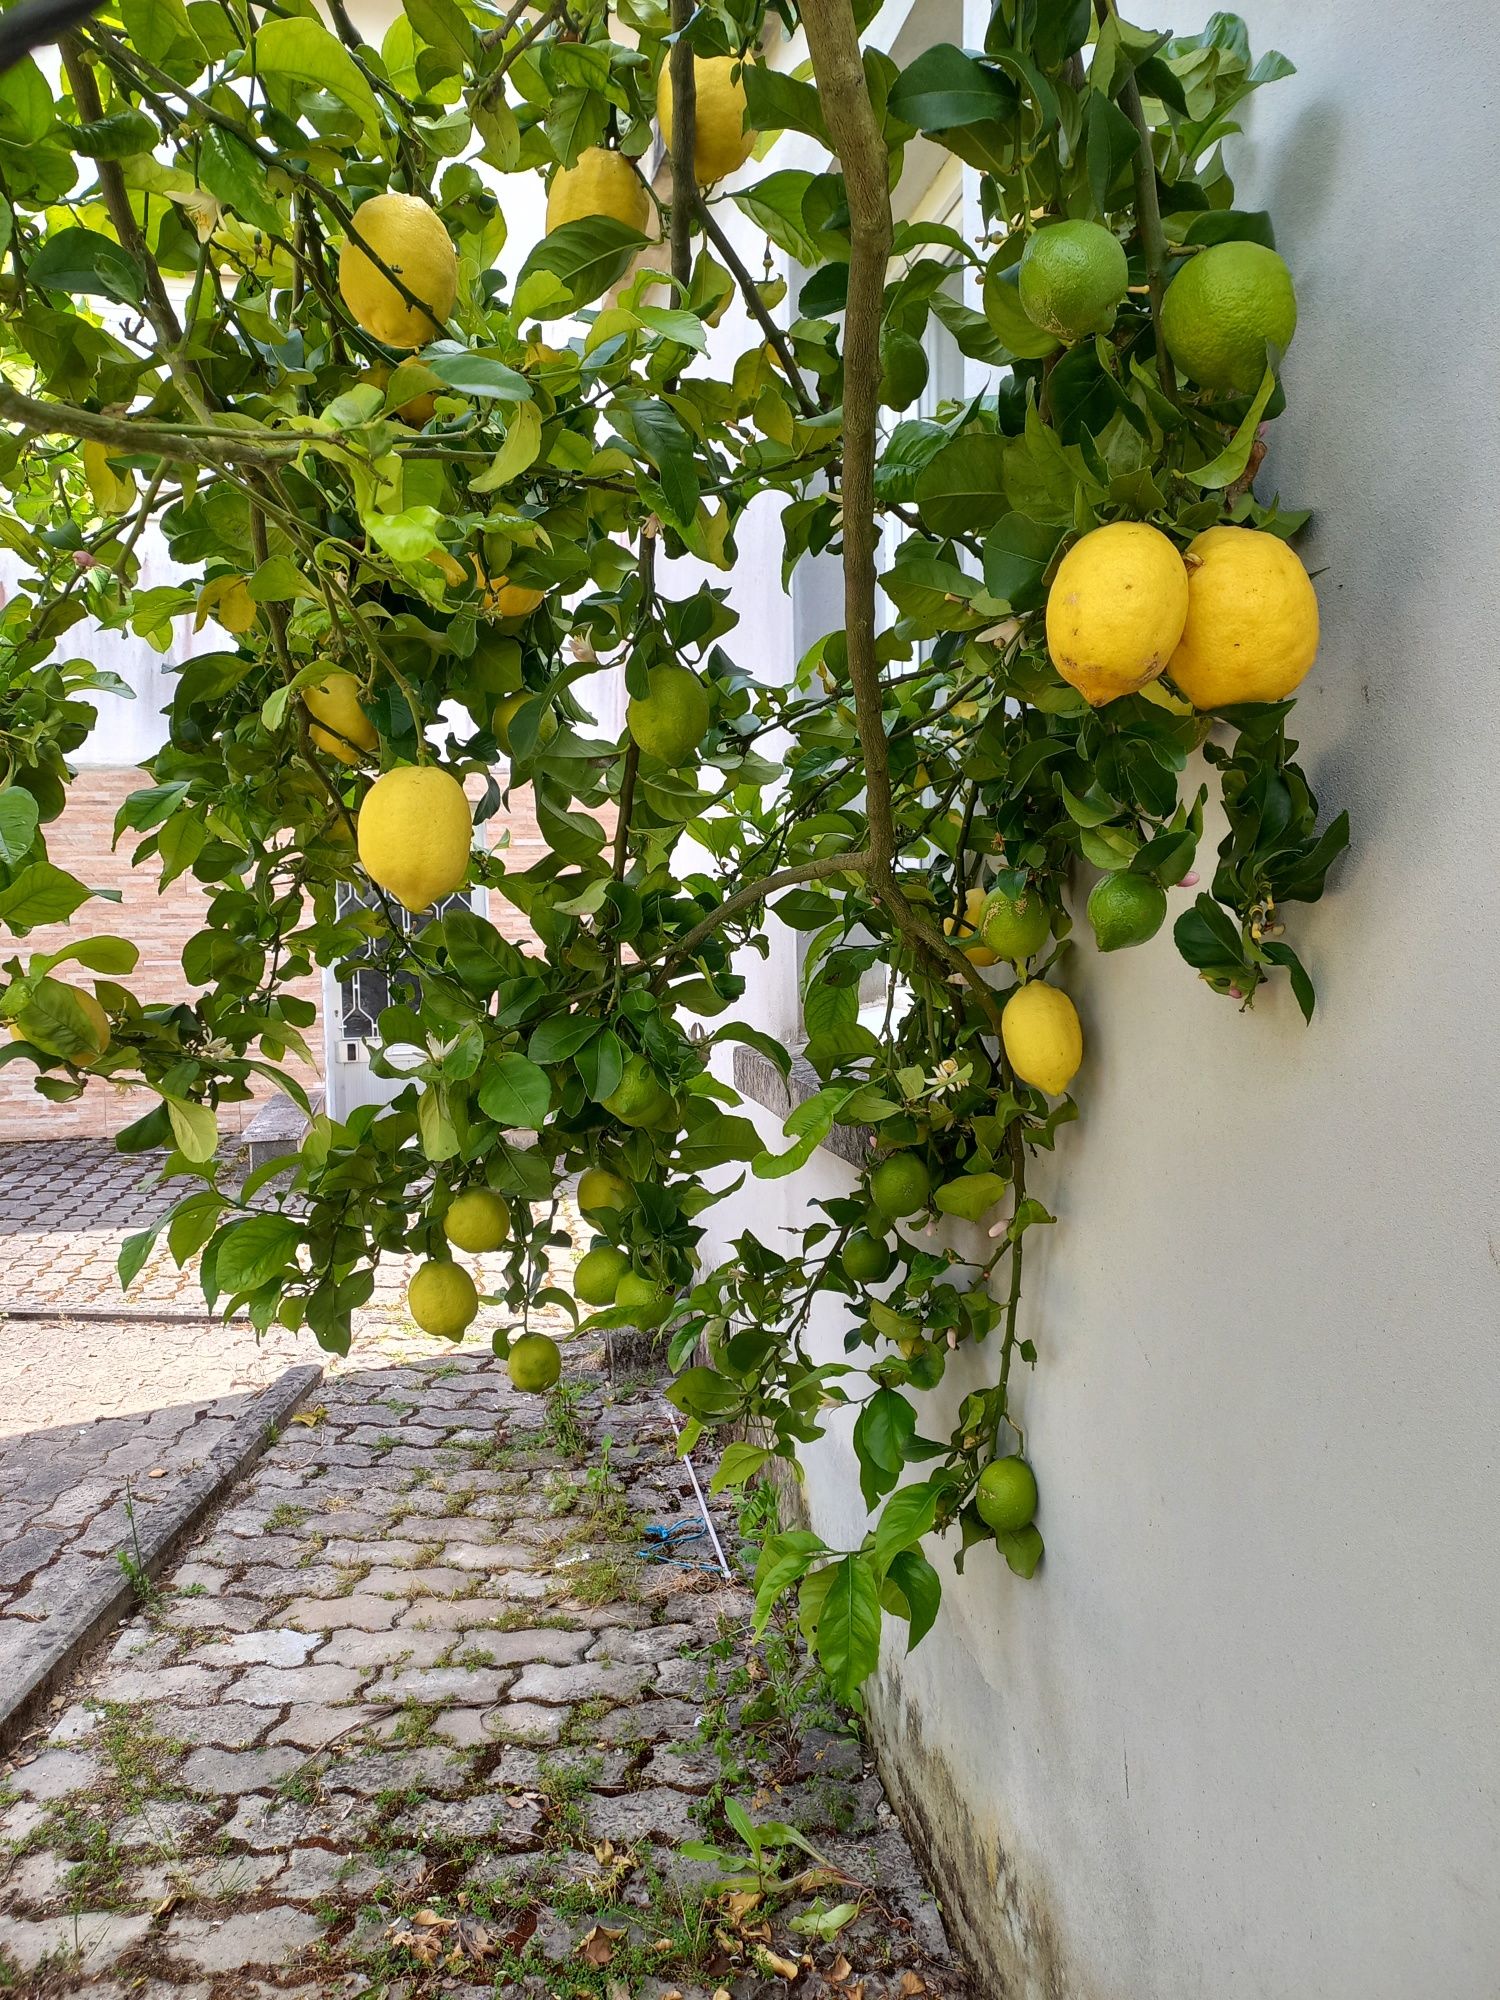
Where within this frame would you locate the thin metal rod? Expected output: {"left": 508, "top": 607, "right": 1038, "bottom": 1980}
{"left": 663, "top": 1403, "right": 733, "bottom": 1580}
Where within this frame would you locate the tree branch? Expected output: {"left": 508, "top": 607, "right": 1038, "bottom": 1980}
{"left": 658, "top": 850, "right": 873, "bottom": 983}
{"left": 1095, "top": 0, "right": 1175, "bottom": 397}
{"left": 666, "top": 0, "right": 697, "bottom": 297}
{"left": 799, "top": 0, "right": 894, "bottom": 876}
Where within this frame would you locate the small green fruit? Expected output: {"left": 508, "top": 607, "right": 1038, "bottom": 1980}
{"left": 980, "top": 885, "right": 1050, "bottom": 963}
{"left": 1087, "top": 872, "right": 1168, "bottom": 952}
{"left": 869, "top": 1154, "right": 931, "bottom": 1219}
{"left": 842, "top": 1230, "right": 894, "bottom": 1284}
{"left": 976, "top": 1456, "right": 1038, "bottom": 1533}
{"left": 443, "top": 1188, "right": 511, "bottom": 1253}
{"left": 574, "top": 1244, "right": 629, "bottom": 1307}
{"left": 508, "top": 1331, "right": 561, "bottom": 1393}
{"left": 615, "top": 1270, "right": 675, "bottom": 1329}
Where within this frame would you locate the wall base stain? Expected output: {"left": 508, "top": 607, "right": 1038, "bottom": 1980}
{"left": 866, "top": 1667, "right": 1082, "bottom": 2000}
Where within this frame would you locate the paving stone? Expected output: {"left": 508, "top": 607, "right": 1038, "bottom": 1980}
{"left": 98, "top": 1663, "right": 230, "bottom": 1705}
{"left": 364, "top": 1665, "right": 511, "bottom": 1704}
{"left": 218, "top": 1792, "right": 377, "bottom": 1853}
{"left": 273, "top": 1844, "right": 425, "bottom": 1901}
{"left": 597, "top": 1698, "right": 702, "bottom": 1745}
{"left": 393, "top": 1594, "right": 523, "bottom": 1630}
{"left": 388, "top": 1792, "right": 543, "bottom": 1851}
{"left": 0, "top": 1910, "right": 152, "bottom": 1972}
{"left": 163, "top": 1905, "right": 324, "bottom": 1973}
{"left": 509, "top": 1661, "right": 653, "bottom": 1705}
{"left": 317, "top": 1627, "right": 447, "bottom": 1670}
{"left": 448, "top": 1626, "right": 591, "bottom": 1667}
{"left": 8, "top": 1747, "right": 102, "bottom": 1799}
{"left": 189, "top": 1627, "right": 320, "bottom": 1667}
{"left": 164, "top": 1594, "right": 265, "bottom": 1634}
{"left": 113, "top": 1801, "right": 219, "bottom": 1852}
{"left": 323, "top": 1745, "right": 471, "bottom": 1796}
{"left": 231, "top": 1662, "right": 368, "bottom": 1705}
{"left": 489, "top": 1744, "right": 632, "bottom": 1789}
{"left": 582, "top": 1786, "right": 701, "bottom": 1844}
{"left": 652, "top": 1656, "right": 710, "bottom": 1699}
{"left": 267, "top": 1704, "right": 383, "bottom": 1752}
{"left": 44, "top": 1703, "right": 103, "bottom": 1744}
{"left": 585, "top": 1621, "right": 696, "bottom": 1665}
{"left": 148, "top": 1703, "right": 272, "bottom": 1751}
{"left": 640, "top": 1744, "right": 722, "bottom": 1791}
{"left": 3, "top": 1847, "right": 74, "bottom": 1904}
{"left": 283, "top": 1594, "right": 402, "bottom": 1631}
{"left": 179, "top": 1745, "right": 311, "bottom": 1796}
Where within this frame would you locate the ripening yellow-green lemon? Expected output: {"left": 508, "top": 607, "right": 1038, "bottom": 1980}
{"left": 615, "top": 1269, "right": 675, "bottom": 1328}
{"left": 1001, "top": 982, "right": 1083, "bottom": 1096}
{"left": 508, "top": 1331, "right": 562, "bottom": 1393}
{"left": 338, "top": 192, "right": 456, "bottom": 349}
{"left": 357, "top": 766, "right": 472, "bottom": 914}
{"left": 574, "top": 1243, "right": 630, "bottom": 1307}
{"left": 976, "top": 1456, "right": 1038, "bottom": 1532}
{"left": 603, "top": 1055, "right": 673, "bottom": 1130}
{"left": 1045, "top": 521, "right": 1189, "bottom": 706}
{"left": 869, "top": 1153, "right": 931, "bottom": 1219}
{"left": 408, "top": 1259, "right": 478, "bottom": 1340}
{"left": 943, "top": 886, "right": 997, "bottom": 966}
{"left": 577, "top": 1167, "right": 631, "bottom": 1217}
{"left": 626, "top": 664, "right": 710, "bottom": 766}
{"left": 657, "top": 55, "right": 755, "bottom": 185}
{"left": 1160, "top": 240, "right": 1297, "bottom": 397}
{"left": 444, "top": 1188, "right": 511, "bottom": 1254}
{"left": 492, "top": 693, "right": 558, "bottom": 756}
{"left": 360, "top": 361, "right": 437, "bottom": 426}
{"left": 1168, "top": 526, "right": 1320, "bottom": 709}
{"left": 546, "top": 147, "right": 651, "bottom": 235}
{"left": 304, "top": 672, "right": 379, "bottom": 766}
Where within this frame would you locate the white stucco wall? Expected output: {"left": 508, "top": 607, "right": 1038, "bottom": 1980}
{"left": 694, "top": 4, "right": 1500, "bottom": 1994}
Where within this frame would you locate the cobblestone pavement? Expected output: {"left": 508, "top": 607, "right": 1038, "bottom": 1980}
{"left": 0, "top": 1347, "right": 970, "bottom": 1999}
{"left": 0, "top": 1142, "right": 565, "bottom": 1740}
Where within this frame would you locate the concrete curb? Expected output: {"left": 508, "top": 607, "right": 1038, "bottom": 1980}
{"left": 0, "top": 1361, "right": 322, "bottom": 1752}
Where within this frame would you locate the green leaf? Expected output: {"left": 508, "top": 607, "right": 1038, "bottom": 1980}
{"left": 198, "top": 127, "right": 283, "bottom": 235}
{"left": 29, "top": 227, "right": 144, "bottom": 307}
{"left": 121, "top": 0, "right": 201, "bottom": 67}
{"left": 741, "top": 65, "right": 826, "bottom": 144}
{"left": 423, "top": 348, "right": 534, "bottom": 403}
{"left": 0, "top": 788, "right": 40, "bottom": 866}
{"left": 253, "top": 17, "right": 380, "bottom": 137}
{"left": 478, "top": 1052, "right": 551, "bottom": 1128}
{"left": 815, "top": 1555, "right": 882, "bottom": 1702}
{"left": 525, "top": 1014, "right": 599, "bottom": 1065}
{"left": 710, "top": 1442, "right": 771, "bottom": 1493}
{"left": 38, "top": 934, "right": 137, "bottom": 975}
{"left": 417, "top": 1083, "right": 460, "bottom": 1160}
{"left": 667, "top": 1365, "right": 743, "bottom": 1420}
{"left": 732, "top": 170, "right": 822, "bottom": 267}
{"left": 982, "top": 514, "right": 1064, "bottom": 610}
{"left": 872, "top": 1481, "right": 938, "bottom": 1570}
{"left": 575, "top": 1029, "right": 623, "bottom": 1104}
{"left": 886, "top": 1547, "right": 942, "bottom": 1648}
{"left": 888, "top": 45, "right": 1015, "bottom": 131}
{"left": 0, "top": 863, "right": 91, "bottom": 931}
{"left": 117, "top": 1225, "right": 161, "bottom": 1291}
{"left": 163, "top": 1094, "right": 218, "bottom": 1163}
{"left": 914, "top": 433, "right": 1010, "bottom": 537}
{"left": 934, "top": 1172, "right": 1007, "bottom": 1222}
{"left": 513, "top": 216, "right": 647, "bottom": 318}
{"left": 469, "top": 402, "right": 542, "bottom": 492}
{"left": 214, "top": 1213, "right": 301, "bottom": 1293}
{"left": 1186, "top": 363, "right": 1277, "bottom": 488}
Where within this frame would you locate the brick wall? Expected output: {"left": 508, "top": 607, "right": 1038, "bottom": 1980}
{"left": 0, "top": 768, "right": 575, "bottom": 1143}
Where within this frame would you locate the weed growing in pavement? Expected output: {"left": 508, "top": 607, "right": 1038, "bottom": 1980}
{"left": 266, "top": 1501, "right": 310, "bottom": 1533}
{"left": 542, "top": 1383, "right": 589, "bottom": 1459}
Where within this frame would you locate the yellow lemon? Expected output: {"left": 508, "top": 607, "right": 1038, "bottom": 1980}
{"left": 304, "top": 672, "right": 378, "bottom": 766}
{"left": 1046, "top": 521, "right": 1189, "bottom": 706}
{"left": 444, "top": 1188, "right": 511, "bottom": 1253}
{"left": 577, "top": 1167, "right": 631, "bottom": 1217}
{"left": 357, "top": 766, "right": 472, "bottom": 914}
{"left": 1002, "top": 982, "right": 1083, "bottom": 1096}
{"left": 408, "top": 1259, "right": 478, "bottom": 1340}
{"left": 509, "top": 1331, "right": 562, "bottom": 1393}
{"left": 338, "top": 192, "right": 456, "bottom": 349}
{"left": 943, "top": 886, "right": 997, "bottom": 966}
{"left": 657, "top": 55, "right": 755, "bottom": 185}
{"left": 492, "top": 579, "right": 546, "bottom": 619}
{"left": 546, "top": 148, "right": 650, "bottom": 235}
{"left": 1169, "top": 526, "right": 1319, "bottom": 708}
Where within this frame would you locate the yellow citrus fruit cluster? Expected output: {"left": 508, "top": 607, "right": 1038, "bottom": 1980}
{"left": 1045, "top": 522, "right": 1319, "bottom": 710}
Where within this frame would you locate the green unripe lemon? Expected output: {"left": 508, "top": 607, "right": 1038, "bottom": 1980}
{"left": 577, "top": 1167, "right": 631, "bottom": 1217}
{"left": 603, "top": 1056, "right": 673, "bottom": 1130}
{"left": 574, "top": 1244, "right": 629, "bottom": 1307}
{"left": 508, "top": 1331, "right": 562, "bottom": 1393}
{"left": 443, "top": 1188, "right": 511, "bottom": 1254}
{"left": 1018, "top": 222, "right": 1129, "bottom": 342}
{"left": 615, "top": 1270, "right": 675, "bottom": 1328}
{"left": 842, "top": 1230, "right": 894, "bottom": 1284}
{"left": 1087, "top": 872, "right": 1168, "bottom": 953}
{"left": 976, "top": 1456, "right": 1038, "bottom": 1533}
{"left": 493, "top": 693, "right": 558, "bottom": 757}
{"left": 626, "top": 664, "right": 710, "bottom": 766}
{"left": 1160, "top": 240, "right": 1297, "bottom": 396}
{"left": 878, "top": 326, "right": 928, "bottom": 411}
{"left": 869, "top": 1154, "right": 931, "bottom": 1219}
{"left": 407, "top": 1259, "right": 479, "bottom": 1340}
{"left": 980, "top": 885, "right": 1051, "bottom": 963}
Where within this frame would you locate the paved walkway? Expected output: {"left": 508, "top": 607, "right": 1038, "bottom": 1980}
{"left": 0, "top": 1346, "right": 969, "bottom": 1998}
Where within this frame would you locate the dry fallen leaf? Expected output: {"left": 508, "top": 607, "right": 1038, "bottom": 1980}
{"left": 725, "top": 1889, "right": 763, "bottom": 1923}
{"left": 578, "top": 1922, "right": 626, "bottom": 1968}
{"left": 898, "top": 1976, "right": 928, "bottom": 1996}
{"left": 289, "top": 1405, "right": 327, "bottom": 1428}
{"left": 756, "top": 1946, "right": 801, "bottom": 1981}
{"left": 147, "top": 1467, "right": 167, "bottom": 1479}
{"left": 830, "top": 1954, "right": 853, "bottom": 1982}
{"left": 151, "top": 1889, "right": 179, "bottom": 1920}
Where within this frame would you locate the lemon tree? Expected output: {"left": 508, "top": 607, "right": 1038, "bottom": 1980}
{"left": 0, "top": 0, "right": 1348, "bottom": 1702}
